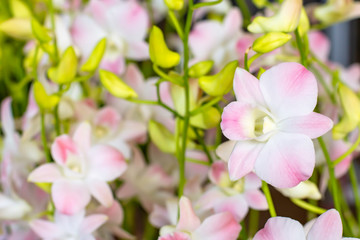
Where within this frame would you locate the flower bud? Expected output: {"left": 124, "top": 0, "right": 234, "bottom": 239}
{"left": 48, "top": 46, "right": 78, "bottom": 84}
{"left": 99, "top": 69, "right": 138, "bottom": 99}
{"left": 31, "top": 18, "right": 51, "bottom": 43}
{"left": 199, "top": 60, "right": 238, "bottom": 96}
{"left": 33, "top": 81, "right": 60, "bottom": 110}
{"left": 149, "top": 26, "right": 180, "bottom": 68}
{"left": 252, "top": 32, "right": 292, "bottom": 54}
{"left": 149, "top": 120, "right": 177, "bottom": 153}
{"left": 333, "top": 83, "right": 360, "bottom": 139}
{"left": 189, "top": 60, "right": 214, "bottom": 78}
{"left": 278, "top": 181, "right": 321, "bottom": 200}
{"left": 164, "top": 0, "right": 184, "bottom": 11}
{"left": 297, "top": 8, "right": 310, "bottom": 37}
{"left": 247, "top": 0, "right": 302, "bottom": 33}
{"left": 190, "top": 107, "right": 221, "bottom": 129}
{"left": 0, "top": 18, "right": 33, "bottom": 40}
{"left": 10, "top": 0, "right": 32, "bottom": 18}
{"left": 81, "top": 38, "right": 107, "bottom": 73}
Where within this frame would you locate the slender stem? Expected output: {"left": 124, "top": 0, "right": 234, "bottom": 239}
{"left": 190, "top": 96, "right": 222, "bottom": 116}
{"left": 310, "top": 65, "right": 336, "bottom": 104}
{"left": 262, "top": 181, "right": 276, "bottom": 217}
{"left": 235, "top": 0, "right": 251, "bottom": 28}
{"left": 290, "top": 198, "right": 326, "bottom": 215}
{"left": 168, "top": 11, "right": 184, "bottom": 40}
{"left": 186, "top": 158, "right": 211, "bottom": 166}
{"left": 349, "top": 163, "right": 360, "bottom": 226}
{"left": 156, "top": 83, "right": 183, "bottom": 119}
{"left": 192, "top": 0, "right": 222, "bottom": 9}
{"left": 248, "top": 209, "right": 259, "bottom": 237}
{"left": 332, "top": 129, "right": 360, "bottom": 166}
{"left": 318, "top": 137, "right": 342, "bottom": 212}
{"left": 248, "top": 53, "right": 262, "bottom": 67}
{"left": 310, "top": 53, "right": 333, "bottom": 75}
{"left": 295, "top": 28, "right": 308, "bottom": 68}
{"left": 194, "top": 128, "right": 213, "bottom": 164}
{"left": 153, "top": 64, "right": 182, "bottom": 85}
{"left": 54, "top": 104, "right": 61, "bottom": 136}
{"left": 40, "top": 111, "right": 51, "bottom": 162}
{"left": 127, "top": 98, "right": 159, "bottom": 105}
{"left": 177, "top": 1, "right": 194, "bottom": 197}
{"left": 244, "top": 50, "right": 249, "bottom": 71}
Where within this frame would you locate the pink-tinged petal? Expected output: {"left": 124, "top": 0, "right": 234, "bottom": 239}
{"left": 260, "top": 62, "right": 318, "bottom": 119}
{"left": 107, "top": 1, "right": 148, "bottom": 41}
{"left": 30, "top": 220, "right": 63, "bottom": 239}
{"left": 73, "top": 122, "right": 92, "bottom": 152}
{"left": 209, "top": 161, "right": 228, "bottom": 185}
{"left": 255, "top": 133, "right": 315, "bottom": 188}
{"left": 1, "top": 97, "right": 14, "bottom": 135}
{"left": 176, "top": 197, "right": 201, "bottom": 232}
{"left": 117, "top": 121, "right": 147, "bottom": 142}
{"left": 244, "top": 190, "right": 268, "bottom": 210}
{"left": 28, "top": 163, "right": 62, "bottom": 183}
{"left": 216, "top": 140, "right": 236, "bottom": 161}
{"left": 244, "top": 172, "right": 262, "bottom": 190}
{"left": 307, "top": 209, "right": 342, "bottom": 240}
{"left": 97, "top": 201, "right": 124, "bottom": 225}
{"left": 116, "top": 182, "right": 137, "bottom": 199}
{"left": 309, "top": 31, "right": 330, "bottom": 62}
{"left": 233, "top": 68, "right": 266, "bottom": 106}
{"left": 52, "top": 180, "right": 90, "bottom": 215}
{"left": 124, "top": 64, "right": 144, "bottom": 90}
{"left": 80, "top": 214, "right": 108, "bottom": 234}
{"left": 71, "top": 14, "right": 106, "bottom": 57}
{"left": 223, "top": 8, "right": 242, "bottom": 40}
{"left": 331, "top": 140, "right": 352, "bottom": 178}
{"left": 87, "top": 179, "right": 113, "bottom": 207}
{"left": 159, "top": 232, "right": 191, "bottom": 240}
{"left": 278, "top": 112, "right": 333, "bottom": 139}
{"left": 196, "top": 188, "right": 226, "bottom": 210}
{"left": 228, "top": 141, "right": 264, "bottom": 181}
{"left": 221, "top": 102, "right": 257, "bottom": 140}
{"left": 341, "top": 63, "right": 360, "bottom": 92}
{"left": 94, "top": 107, "right": 121, "bottom": 130}
{"left": 189, "top": 21, "right": 222, "bottom": 60}
{"left": 51, "top": 135, "right": 78, "bottom": 166}
{"left": 193, "top": 212, "right": 241, "bottom": 240}
{"left": 87, "top": 145, "right": 126, "bottom": 181}
{"left": 100, "top": 55, "right": 126, "bottom": 76}
{"left": 214, "top": 195, "right": 249, "bottom": 222}
{"left": 253, "top": 217, "right": 305, "bottom": 240}
{"left": 126, "top": 41, "right": 149, "bottom": 60}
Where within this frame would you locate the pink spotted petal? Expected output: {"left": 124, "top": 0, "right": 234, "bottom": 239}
{"left": 28, "top": 163, "right": 62, "bottom": 183}
{"left": 87, "top": 179, "right": 114, "bottom": 207}
{"left": 228, "top": 141, "right": 264, "bottom": 181}
{"left": 278, "top": 112, "right": 333, "bottom": 139}
{"left": 73, "top": 122, "right": 92, "bottom": 152}
{"left": 214, "top": 195, "right": 249, "bottom": 222}
{"left": 221, "top": 102, "right": 257, "bottom": 140}
{"left": 307, "top": 209, "right": 342, "bottom": 240}
{"left": 193, "top": 212, "right": 241, "bottom": 240}
{"left": 176, "top": 197, "right": 201, "bottom": 232}
{"left": 80, "top": 214, "right": 108, "bottom": 234}
{"left": 233, "top": 68, "right": 266, "bottom": 106}
{"left": 51, "top": 135, "right": 78, "bottom": 166}
{"left": 244, "top": 190, "right": 268, "bottom": 210}
{"left": 260, "top": 62, "right": 318, "bottom": 119}
{"left": 30, "top": 220, "right": 63, "bottom": 239}
{"left": 52, "top": 180, "right": 91, "bottom": 215}
{"left": 87, "top": 145, "right": 127, "bottom": 181}
{"left": 253, "top": 217, "right": 306, "bottom": 240}
{"left": 255, "top": 133, "right": 315, "bottom": 188}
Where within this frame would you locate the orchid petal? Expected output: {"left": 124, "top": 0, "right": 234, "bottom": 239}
{"left": 28, "top": 163, "right": 62, "bottom": 183}
{"left": 307, "top": 209, "right": 342, "bottom": 240}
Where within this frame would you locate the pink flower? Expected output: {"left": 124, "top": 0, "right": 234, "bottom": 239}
{"left": 253, "top": 209, "right": 352, "bottom": 240}
{"left": 220, "top": 62, "right": 333, "bottom": 188}
{"left": 30, "top": 210, "right": 107, "bottom": 240}
{"left": 159, "top": 196, "right": 241, "bottom": 240}
{"left": 196, "top": 161, "right": 267, "bottom": 222}
{"left": 28, "top": 122, "right": 127, "bottom": 215}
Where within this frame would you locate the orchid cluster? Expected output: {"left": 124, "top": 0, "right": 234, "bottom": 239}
{"left": 1, "top": 0, "right": 360, "bottom": 239}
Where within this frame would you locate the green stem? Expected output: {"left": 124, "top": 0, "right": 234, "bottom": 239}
{"left": 318, "top": 137, "right": 342, "bottom": 212}
{"left": 127, "top": 99, "right": 159, "bottom": 105}
{"left": 262, "top": 181, "right": 276, "bottom": 217}
{"left": 290, "top": 198, "right": 326, "bottom": 214}
{"left": 194, "top": 128, "right": 214, "bottom": 164}
{"left": 235, "top": 0, "right": 251, "bottom": 28}
{"left": 40, "top": 111, "right": 51, "bottom": 162}
{"left": 309, "top": 65, "right": 336, "bottom": 104}
{"left": 177, "top": 1, "right": 194, "bottom": 197}
{"left": 153, "top": 64, "right": 182, "bottom": 85}
{"left": 244, "top": 50, "right": 249, "bottom": 72}
{"left": 248, "top": 209, "right": 259, "bottom": 237}
{"left": 54, "top": 104, "right": 61, "bottom": 136}
{"left": 349, "top": 163, "right": 360, "bottom": 226}
{"left": 156, "top": 82, "right": 183, "bottom": 119}
{"left": 168, "top": 11, "right": 184, "bottom": 40}
{"left": 248, "top": 53, "right": 263, "bottom": 67}
{"left": 332, "top": 128, "right": 360, "bottom": 166}
{"left": 192, "top": 0, "right": 222, "bottom": 9}
{"left": 190, "top": 96, "right": 222, "bottom": 116}
{"left": 295, "top": 28, "right": 308, "bottom": 67}
{"left": 186, "top": 158, "right": 211, "bottom": 166}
